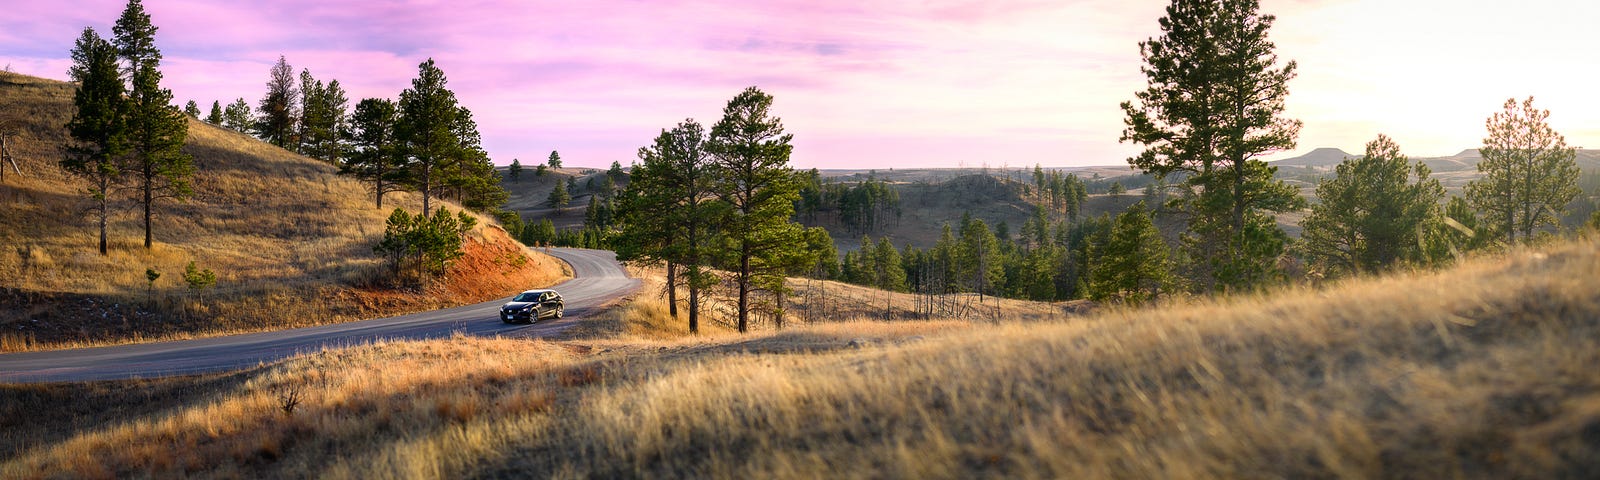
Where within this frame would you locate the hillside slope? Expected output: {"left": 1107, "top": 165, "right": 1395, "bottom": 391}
{"left": 4, "top": 230, "right": 1595, "bottom": 477}
{"left": 0, "top": 72, "right": 566, "bottom": 350}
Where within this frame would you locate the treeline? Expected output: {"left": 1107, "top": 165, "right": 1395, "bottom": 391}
{"left": 796, "top": 170, "right": 902, "bottom": 235}
{"left": 186, "top": 54, "right": 507, "bottom": 216}
{"left": 836, "top": 204, "right": 1171, "bottom": 306}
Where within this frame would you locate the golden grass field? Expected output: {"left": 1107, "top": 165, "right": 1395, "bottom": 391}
{"left": 0, "top": 72, "right": 566, "bottom": 351}
{"left": 4, "top": 231, "right": 1597, "bottom": 478}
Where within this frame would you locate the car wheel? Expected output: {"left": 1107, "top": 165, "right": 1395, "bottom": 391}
{"left": 555, "top": 305, "right": 564, "bottom": 318}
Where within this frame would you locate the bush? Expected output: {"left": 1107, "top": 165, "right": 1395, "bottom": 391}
{"left": 183, "top": 261, "right": 216, "bottom": 291}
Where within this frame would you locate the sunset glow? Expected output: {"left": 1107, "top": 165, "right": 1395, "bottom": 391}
{"left": 3, "top": 0, "right": 1596, "bottom": 168}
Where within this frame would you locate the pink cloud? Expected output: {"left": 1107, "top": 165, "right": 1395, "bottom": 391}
{"left": 8, "top": 1, "right": 1597, "bottom": 169}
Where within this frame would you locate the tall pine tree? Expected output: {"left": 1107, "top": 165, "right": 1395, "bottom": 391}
{"left": 114, "top": 0, "right": 193, "bottom": 250}
{"left": 616, "top": 120, "right": 723, "bottom": 332}
{"left": 708, "top": 87, "right": 806, "bottom": 333}
{"left": 1120, "top": 0, "right": 1304, "bottom": 292}
{"left": 396, "top": 58, "right": 460, "bottom": 215}
{"left": 342, "top": 97, "right": 406, "bottom": 209}
{"left": 62, "top": 28, "right": 129, "bottom": 256}
{"left": 1466, "top": 97, "right": 1580, "bottom": 245}
{"left": 257, "top": 55, "right": 297, "bottom": 148}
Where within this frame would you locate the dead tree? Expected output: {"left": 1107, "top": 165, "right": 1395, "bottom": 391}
{"left": 0, "top": 116, "right": 22, "bottom": 182}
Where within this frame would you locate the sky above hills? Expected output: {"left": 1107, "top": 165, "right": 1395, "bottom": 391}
{"left": 3, "top": 0, "right": 1597, "bottom": 169}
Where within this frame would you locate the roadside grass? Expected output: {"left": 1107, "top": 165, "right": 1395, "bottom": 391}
{"left": 5, "top": 236, "right": 1598, "bottom": 478}
{"left": 0, "top": 72, "right": 566, "bottom": 351}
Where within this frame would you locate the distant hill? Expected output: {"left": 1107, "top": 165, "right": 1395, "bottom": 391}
{"left": 0, "top": 72, "right": 564, "bottom": 350}
{"left": 1271, "top": 147, "right": 1355, "bottom": 168}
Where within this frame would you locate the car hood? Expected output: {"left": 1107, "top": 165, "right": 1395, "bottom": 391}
{"left": 502, "top": 302, "right": 537, "bottom": 310}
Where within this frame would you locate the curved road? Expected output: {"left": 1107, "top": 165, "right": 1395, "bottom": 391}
{"left": 0, "top": 248, "right": 639, "bottom": 383}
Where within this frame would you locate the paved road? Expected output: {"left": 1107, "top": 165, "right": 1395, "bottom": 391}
{"left": 0, "top": 248, "right": 639, "bottom": 383}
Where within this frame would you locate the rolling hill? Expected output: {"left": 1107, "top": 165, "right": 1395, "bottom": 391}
{"left": 0, "top": 71, "right": 566, "bottom": 351}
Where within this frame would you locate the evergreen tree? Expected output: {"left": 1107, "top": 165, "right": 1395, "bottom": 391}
{"left": 299, "top": 75, "right": 348, "bottom": 164}
{"left": 205, "top": 100, "right": 222, "bottom": 124}
{"left": 1424, "top": 196, "right": 1493, "bottom": 266}
{"left": 508, "top": 158, "right": 523, "bottom": 182}
{"left": 114, "top": 0, "right": 194, "bottom": 249}
{"left": 547, "top": 150, "right": 562, "bottom": 169}
{"left": 873, "top": 237, "right": 907, "bottom": 292}
{"left": 546, "top": 176, "right": 570, "bottom": 214}
{"left": 1466, "top": 97, "right": 1580, "bottom": 245}
{"left": 957, "top": 216, "right": 1004, "bottom": 298}
{"left": 708, "top": 87, "right": 806, "bottom": 333}
{"left": 1088, "top": 202, "right": 1173, "bottom": 304}
{"left": 440, "top": 106, "right": 507, "bottom": 211}
{"left": 1120, "top": 0, "right": 1304, "bottom": 292}
{"left": 617, "top": 120, "right": 722, "bottom": 332}
{"left": 295, "top": 69, "right": 320, "bottom": 153}
{"left": 63, "top": 28, "right": 129, "bottom": 256}
{"left": 256, "top": 55, "right": 297, "bottom": 147}
{"left": 396, "top": 58, "right": 461, "bottom": 214}
{"left": 607, "top": 160, "right": 625, "bottom": 182}
{"left": 341, "top": 97, "right": 406, "bottom": 208}
{"left": 1300, "top": 135, "right": 1445, "bottom": 277}
{"left": 183, "top": 100, "right": 199, "bottom": 118}
{"left": 223, "top": 97, "right": 252, "bottom": 132}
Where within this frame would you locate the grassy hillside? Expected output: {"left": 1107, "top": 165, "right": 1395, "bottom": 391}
{"left": 498, "top": 167, "right": 623, "bottom": 232}
{"left": 0, "top": 72, "right": 567, "bottom": 350}
{"left": 4, "top": 233, "right": 1596, "bottom": 478}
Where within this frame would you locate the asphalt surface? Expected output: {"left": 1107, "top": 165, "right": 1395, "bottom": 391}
{"left": 0, "top": 248, "right": 639, "bottom": 383}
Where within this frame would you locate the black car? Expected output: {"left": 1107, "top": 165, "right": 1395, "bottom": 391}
{"left": 500, "top": 289, "right": 564, "bottom": 323}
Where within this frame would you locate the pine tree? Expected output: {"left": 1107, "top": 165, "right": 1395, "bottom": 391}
{"left": 257, "top": 55, "right": 297, "bottom": 148}
{"left": 439, "top": 106, "right": 506, "bottom": 211}
{"left": 708, "top": 87, "right": 806, "bottom": 333}
{"left": 342, "top": 97, "right": 406, "bottom": 209}
{"left": 1300, "top": 135, "right": 1445, "bottom": 277}
{"left": 183, "top": 100, "right": 200, "bottom": 118}
{"left": 616, "top": 120, "right": 721, "bottom": 332}
{"left": 223, "top": 97, "right": 252, "bottom": 132}
{"left": 205, "top": 100, "right": 222, "bottom": 124}
{"left": 63, "top": 28, "right": 130, "bottom": 256}
{"left": 303, "top": 76, "right": 348, "bottom": 164}
{"left": 1466, "top": 97, "right": 1580, "bottom": 245}
{"left": 957, "top": 216, "right": 1004, "bottom": 298}
{"left": 295, "top": 69, "right": 320, "bottom": 154}
{"left": 1120, "top": 0, "right": 1304, "bottom": 292}
{"left": 1088, "top": 202, "right": 1173, "bottom": 304}
{"left": 508, "top": 158, "right": 523, "bottom": 182}
{"left": 547, "top": 150, "right": 562, "bottom": 169}
{"left": 114, "top": 0, "right": 194, "bottom": 249}
{"left": 396, "top": 58, "right": 461, "bottom": 214}
{"left": 546, "top": 176, "right": 570, "bottom": 214}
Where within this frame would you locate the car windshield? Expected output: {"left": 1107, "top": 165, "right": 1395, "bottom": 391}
{"left": 512, "top": 292, "right": 542, "bottom": 302}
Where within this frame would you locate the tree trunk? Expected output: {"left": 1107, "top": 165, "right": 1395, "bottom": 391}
{"left": 738, "top": 241, "right": 750, "bottom": 333}
{"left": 98, "top": 204, "right": 108, "bottom": 256}
{"left": 143, "top": 177, "right": 153, "bottom": 249}
{"left": 688, "top": 270, "right": 700, "bottom": 334}
{"left": 666, "top": 261, "right": 679, "bottom": 318}
{"left": 775, "top": 288, "right": 785, "bottom": 330}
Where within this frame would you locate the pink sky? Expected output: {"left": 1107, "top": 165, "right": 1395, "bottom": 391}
{"left": 4, "top": 0, "right": 1598, "bottom": 169}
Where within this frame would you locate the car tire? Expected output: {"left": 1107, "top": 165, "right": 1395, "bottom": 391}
{"left": 555, "top": 305, "right": 564, "bottom": 319}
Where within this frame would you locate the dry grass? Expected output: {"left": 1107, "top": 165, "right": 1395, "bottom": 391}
{"left": 0, "top": 72, "right": 567, "bottom": 351}
{"left": 6, "top": 235, "right": 1599, "bottom": 478}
